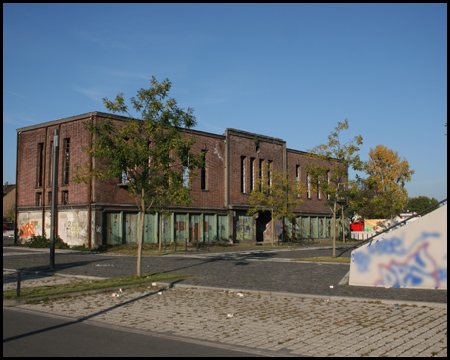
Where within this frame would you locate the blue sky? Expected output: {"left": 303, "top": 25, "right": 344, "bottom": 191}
{"left": 3, "top": 3, "right": 447, "bottom": 201}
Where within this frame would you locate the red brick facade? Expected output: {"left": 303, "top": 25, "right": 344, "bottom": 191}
{"left": 16, "top": 112, "right": 345, "bottom": 247}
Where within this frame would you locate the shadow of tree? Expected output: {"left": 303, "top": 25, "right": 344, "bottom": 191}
{"left": 3, "top": 279, "right": 185, "bottom": 344}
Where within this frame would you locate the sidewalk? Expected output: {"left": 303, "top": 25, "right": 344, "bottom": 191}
{"left": 3, "top": 242, "right": 448, "bottom": 357}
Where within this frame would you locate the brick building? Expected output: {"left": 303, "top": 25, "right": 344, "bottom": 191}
{"left": 15, "top": 111, "right": 346, "bottom": 248}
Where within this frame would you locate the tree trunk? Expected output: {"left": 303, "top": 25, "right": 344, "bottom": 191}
{"left": 332, "top": 201, "right": 336, "bottom": 258}
{"left": 271, "top": 210, "right": 275, "bottom": 246}
{"left": 158, "top": 213, "right": 162, "bottom": 252}
{"left": 137, "top": 195, "right": 145, "bottom": 277}
{"left": 342, "top": 206, "right": 345, "bottom": 244}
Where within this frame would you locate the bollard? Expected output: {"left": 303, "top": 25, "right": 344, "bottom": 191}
{"left": 17, "top": 270, "right": 21, "bottom": 298}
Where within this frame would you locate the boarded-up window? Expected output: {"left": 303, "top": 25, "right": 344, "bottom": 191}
{"left": 37, "top": 143, "right": 44, "bottom": 187}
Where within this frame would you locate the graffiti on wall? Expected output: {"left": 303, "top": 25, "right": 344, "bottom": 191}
{"left": 351, "top": 232, "right": 446, "bottom": 289}
{"left": 65, "top": 221, "right": 86, "bottom": 238}
{"left": 20, "top": 222, "right": 36, "bottom": 237}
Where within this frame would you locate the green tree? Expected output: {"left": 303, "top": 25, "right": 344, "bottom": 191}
{"left": 366, "top": 144, "right": 414, "bottom": 219}
{"left": 407, "top": 196, "right": 439, "bottom": 216}
{"left": 347, "top": 176, "right": 378, "bottom": 220}
{"left": 305, "top": 119, "right": 365, "bottom": 257}
{"left": 247, "top": 163, "right": 305, "bottom": 245}
{"left": 74, "top": 77, "right": 204, "bottom": 276}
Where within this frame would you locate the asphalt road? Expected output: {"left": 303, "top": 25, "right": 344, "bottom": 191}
{"left": 3, "top": 308, "right": 272, "bottom": 357}
{"left": 3, "top": 242, "right": 447, "bottom": 304}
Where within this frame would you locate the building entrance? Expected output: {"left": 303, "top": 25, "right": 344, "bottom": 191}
{"left": 256, "top": 211, "right": 271, "bottom": 242}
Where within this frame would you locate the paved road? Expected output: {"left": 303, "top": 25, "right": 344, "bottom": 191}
{"left": 3, "top": 243, "right": 447, "bottom": 304}
{"left": 3, "top": 308, "right": 268, "bottom": 357}
{"left": 3, "top": 240, "right": 448, "bottom": 357}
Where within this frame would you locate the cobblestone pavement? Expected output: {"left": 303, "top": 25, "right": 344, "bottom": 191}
{"left": 13, "top": 283, "right": 448, "bottom": 357}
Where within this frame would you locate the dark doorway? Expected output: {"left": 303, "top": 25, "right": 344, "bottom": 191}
{"left": 256, "top": 211, "right": 271, "bottom": 242}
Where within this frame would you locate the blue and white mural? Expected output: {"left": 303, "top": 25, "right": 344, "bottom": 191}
{"left": 349, "top": 205, "right": 447, "bottom": 290}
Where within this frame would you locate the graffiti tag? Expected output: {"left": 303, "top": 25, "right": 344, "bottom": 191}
{"left": 20, "top": 222, "right": 35, "bottom": 237}
{"left": 375, "top": 242, "right": 443, "bottom": 288}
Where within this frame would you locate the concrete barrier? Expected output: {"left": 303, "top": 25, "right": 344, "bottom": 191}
{"left": 349, "top": 204, "right": 447, "bottom": 290}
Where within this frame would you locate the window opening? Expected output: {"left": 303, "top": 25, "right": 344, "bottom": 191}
{"left": 62, "top": 190, "right": 69, "bottom": 205}
{"left": 241, "top": 156, "right": 246, "bottom": 193}
{"left": 259, "top": 159, "right": 264, "bottom": 191}
{"left": 36, "top": 192, "right": 42, "bottom": 206}
{"left": 250, "top": 157, "right": 255, "bottom": 191}
{"left": 201, "top": 150, "right": 207, "bottom": 190}
{"left": 327, "top": 171, "right": 330, "bottom": 199}
{"left": 37, "top": 143, "right": 44, "bottom": 187}
{"left": 183, "top": 155, "right": 189, "bottom": 188}
{"left": 307, "top": 173, "right": 311, "bottom": 199}
{"left": 267, "top": 160, "right": 272, "bottom": 187}
{"left": 63, "top": 138, "right": 70, "bottom": 185}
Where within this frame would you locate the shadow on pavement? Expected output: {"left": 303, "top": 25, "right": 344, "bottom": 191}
{"left": 3, "top": 278, "right": 185, "bottom": 344}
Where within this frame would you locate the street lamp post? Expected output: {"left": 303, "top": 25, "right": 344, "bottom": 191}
{"left": 50, "top": 129, "right": 59, "bottom": 270}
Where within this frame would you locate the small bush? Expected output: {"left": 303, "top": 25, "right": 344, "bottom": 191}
{"left": 25, "top": 234, "right": 70, "bottom": 249}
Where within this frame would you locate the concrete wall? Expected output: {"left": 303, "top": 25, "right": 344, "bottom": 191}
{"left": 17, "top": 208, "right": 90, "bottom": 247}
{"left": 17, "top": 211, "right": 43, "bottom": 243}
{"left": 58, "top": 209, "right": 89, "bottom": 246}
{"left": 349, "top": 204, "right": 447, "bottom": 290}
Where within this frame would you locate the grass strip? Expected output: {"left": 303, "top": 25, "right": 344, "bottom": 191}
{"left": 292, "top": 256, "right": 350, "bottom": 263}
{"left": 3, "top": 272, "right": 187, "bottom": 300}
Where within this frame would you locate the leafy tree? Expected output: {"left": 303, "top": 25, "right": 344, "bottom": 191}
{"left": 407, "top": 196, "right": 439, "bottom": 216}
{"left": 366, "top": 144, "right": 414, "bottom": 219}
{"left": 247, "top": 163, "right": 305, "bottom": 245}
{"left": 305, "top": 119, "right": 365, "bottom": 257}
{"left": 347, "top": 176, "right": 378, "bottom": 220}
{"left": 74, "top": 77, "right": 204, "bottom": 276}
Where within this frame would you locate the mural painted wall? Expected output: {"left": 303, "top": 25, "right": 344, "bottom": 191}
{"left": 17, "top": 211, "right": 43, "bottom": 243}
{"left": 349, "top": 204, "right": 447, "bottom": 290}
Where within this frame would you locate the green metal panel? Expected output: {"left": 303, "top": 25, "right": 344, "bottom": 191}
{"left": 190, "top": 214, "right": 200, "bottom": 242}
{"left": 311, "top": 217, "right": 318, "bottom": 238}
{"left": 124, "top": 213, "right": 139, "bottom": 244}
{"left": 105, "top": 212, "right": 123, "bottom": 244}
{"left": 217, "top": 215, "right": 228, "bottom": 242}
{"left": 319, "top": 217, "right": 326, "bottom": 238}
{"left": 284, "top": 218, "right": 293, "bottom": 241}
{"left": 235, "top": 211, "right": 252, "bottom": 242}
{"left": 175, "top": 213, "right": 187, "bottom": 243}
{"left": 296, "top": 217, "right": 302, "bottom": 240}
{"left": 302, "top": 216, "right": 310, "bottom": 238}
{"left": 143, "top": 213, "right": 157, "bottom": 244}
{"left": 204, "top": 214, "right": 215, "bottom": 242}
{"left": 161, "top": 213, "right": 172, "bottom": 243}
